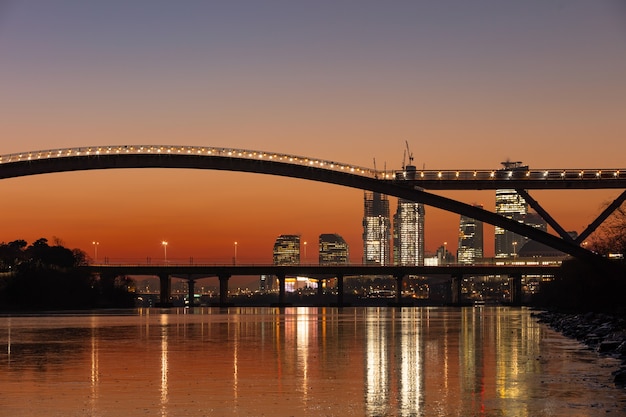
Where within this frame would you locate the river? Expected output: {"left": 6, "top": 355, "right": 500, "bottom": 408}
{"left": 0, "top": 307, "right": 624, "bottom": 416}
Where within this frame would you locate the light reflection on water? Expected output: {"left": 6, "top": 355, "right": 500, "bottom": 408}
{"left": 0, "top": 307, "right": 625, "bottom": 417}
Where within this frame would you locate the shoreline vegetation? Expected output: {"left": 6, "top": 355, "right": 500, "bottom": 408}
{"left": 0, "top": 238, "right": 134, "bottom": 310}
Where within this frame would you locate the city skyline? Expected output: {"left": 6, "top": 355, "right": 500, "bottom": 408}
{"left": 1, "top": 2, "right": 625, "bottom": 262}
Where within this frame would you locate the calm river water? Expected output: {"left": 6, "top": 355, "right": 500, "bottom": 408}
{"left": 0, "top": 307, "right": 625, "bottom": 416}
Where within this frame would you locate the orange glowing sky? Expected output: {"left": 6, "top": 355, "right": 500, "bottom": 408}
{"left": 1, "top": 1, "right": 625, "bottom": 263}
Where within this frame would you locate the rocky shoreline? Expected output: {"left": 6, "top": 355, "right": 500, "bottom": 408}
{"left": 534, "top": 310, "right": 626, "bottom": 387}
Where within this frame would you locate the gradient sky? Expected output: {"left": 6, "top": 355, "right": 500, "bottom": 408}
{"left": 1, "top": 1, "right": 625, "bottom": 264}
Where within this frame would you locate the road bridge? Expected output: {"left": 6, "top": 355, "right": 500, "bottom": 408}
{"left": 85, "top": 263, "right": 560, "bottom": 307}
{"left": 2, "top": 145, "right": 624, "bottom": 264}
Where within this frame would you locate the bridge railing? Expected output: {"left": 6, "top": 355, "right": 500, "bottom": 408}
{"left": 391, "top": 168, "right": 625, "bottom": 182}
{"left": 2, "top": 144, "right": 624, "bottom": 183}
{"left": 0, "top": 145, "right": 379, "bottom": 177}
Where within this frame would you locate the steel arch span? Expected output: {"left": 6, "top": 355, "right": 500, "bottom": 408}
{"left": 0, "top": 144, "right": 616, "bottom": 263}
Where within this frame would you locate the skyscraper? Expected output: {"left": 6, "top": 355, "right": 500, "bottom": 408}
{"left": 319, "top": 233, "right": 349, "bottom": 265}
{"left": 362, "top": 192, "right": 391, "bottom": 265}
{"left": 457, "top": 205, "right": 484, "bottom": 264}
{"left": 495, "top": 161, "right": 528, "bottom": 258}
{"left": 273, "top": 234, "right": 300, "bottom": 265}
{"left": 393, "top": 199, "right": 425, "bottom": 265}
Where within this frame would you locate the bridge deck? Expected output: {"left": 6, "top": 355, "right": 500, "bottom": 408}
{"left": 86, "top": 264, "right": 560, "bottom": 277}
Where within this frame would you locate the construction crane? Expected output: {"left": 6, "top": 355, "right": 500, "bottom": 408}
{"left": 405, "top": 140, "right": 414, "bottom": 166}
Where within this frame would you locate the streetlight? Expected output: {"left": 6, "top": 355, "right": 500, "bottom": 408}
{"left": 92, "top": 241, "right": 99, "bottom": 263}
{"left": 303, "top": 241, "right": 307, "bottom": 264}
{"left": 443, "top": 241, "right": 448, "bottom": 265}
{"left": 513, "top": 241, "right": 518, "bottom": 259}
{"left": 233, "top": 241, "right": 238, "bottom": 265}
{"left": 162, "top": 241, "right": 168, "bottom": 263}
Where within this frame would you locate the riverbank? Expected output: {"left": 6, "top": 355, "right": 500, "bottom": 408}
{"left": 534, "top": 310, "right": 626, "bottom": 387}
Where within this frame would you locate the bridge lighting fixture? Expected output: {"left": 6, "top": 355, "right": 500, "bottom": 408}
{"left": 92, "top": 241, "right": 99, "bottom": 262}
{"left": 161, "top": 241, "right": 168, "bottom": 263}
{"left": 543, "top": 171, "right": 548, "bottom": 177}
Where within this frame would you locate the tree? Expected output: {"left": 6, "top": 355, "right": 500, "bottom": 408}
{"left": 589, "top": 202, "right": 626, "bottom": 258}
{"left": 0, "top": 240, "right": 27, "bottom": 270}
{"left": 0, "top": 237, "right": 135, "bottom": 309}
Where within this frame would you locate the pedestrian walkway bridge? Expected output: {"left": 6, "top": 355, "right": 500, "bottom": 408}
{"left": 2, "top": 144, "right": 625, "bottom": 264}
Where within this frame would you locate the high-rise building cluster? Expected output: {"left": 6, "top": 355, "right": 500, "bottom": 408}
{"left": 363, "top": 162, "right": 426, "bottom": 266}
{"left": 359, "top": 160, "right": 550, "bottom": 267}
{"left": 270, "top": 160, "right": 551, "bottom": 274}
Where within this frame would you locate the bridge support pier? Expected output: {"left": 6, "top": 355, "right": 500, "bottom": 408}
{"left": 317, "top": 279, "right": 324, "bottom": 297}
{"left": 335, "top": 274, "right": 345, "bottom": 307}
{"left": 390, "top": 274, "right": 408, "bottom": 306}
{"left": 510, "top": 274, "right": 523, "bottom": 306}
{"left": 187, "top": 278, "right": 195, "bottom": 307}
{"left": 450, "top": 274, "right": 463, "bottom": 306}
{"left": 273, "top": 273, "right": 291, "bottom": 307}
{"left": 217, "top": 274, "right": 233, "bottom": 307}
{"left": 156, "top": 274, "right": 173, "bottom": 307}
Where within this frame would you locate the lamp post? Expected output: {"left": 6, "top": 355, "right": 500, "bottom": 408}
{"left": 513, "top": 241, "right": 518, "bottom": 259}
{"left": 443, "top": 241, "right": 448, "bottom": 265}
{"left": 303, "top": 241, "right": 307, "bottom": 264}
{"left": 162, "top": 241, "right": 168, "bottom": 264}
{"left": 92, "top": 241, "right": 99, "bottom": 263}
{"left": 233, "top": 241, "right": 238, "bottom": 265}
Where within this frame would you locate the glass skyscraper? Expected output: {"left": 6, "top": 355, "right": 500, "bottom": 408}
{"left": 494, "top": 161, "right": 548, "bottom": 258}
{"left": 272, "top": 234, "right": 300, "bottom": 265}
{"left": 393, "top": 199, "right": 425, "bottom": 265}
{"left": 495, "top": 161, "right": 528, "bottom": 258}
{"left": 457, "top": 205, "right": 484, "bottom": 264}
{"left": 362, "top": 192, "right": 391, "bottom": 265}
{"left": 319, "top": 233, "right": 349, "bottom": 265}
{"left": 495, "top": 190, "right": 527, "bottom": 257}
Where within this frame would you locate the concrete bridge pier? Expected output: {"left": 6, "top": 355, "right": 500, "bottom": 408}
{"left": 186, "top": 278, "right": 195, "bottom": 307}
{"left": 510, "top": 274, "right": 523, "bottom": 306}
{"left": 450, "top": 274, "right": 463, "bottom": 306}
{"left": 218, "top": 274, "right": 232, "bottom": 307}
{"left": 273, "top": 273, "right": 291, "bottom": 307}
{"left": 157, "top": 273, "right": 173, "bottom": 307}
{"left": 392, "top": 274, "right": 406, "bottom": 306}
{"left": 335, "top": 274, "right": 345, "bottom": 307}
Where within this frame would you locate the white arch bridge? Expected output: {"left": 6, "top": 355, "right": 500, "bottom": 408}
{"left": 1, "top": 144, "right": 625, "bottom": 264}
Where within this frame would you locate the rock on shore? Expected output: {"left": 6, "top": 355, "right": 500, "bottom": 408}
{"left": 534, "top": 310, "right": 626, "bottom": 387}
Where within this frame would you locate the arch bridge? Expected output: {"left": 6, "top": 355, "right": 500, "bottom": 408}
{"left": 2, "top": 144, "right": 625, "bottom": 264}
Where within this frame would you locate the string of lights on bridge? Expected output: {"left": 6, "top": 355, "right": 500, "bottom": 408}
{"left": 0, "top": 144, "right": 624, "bottom": 181}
